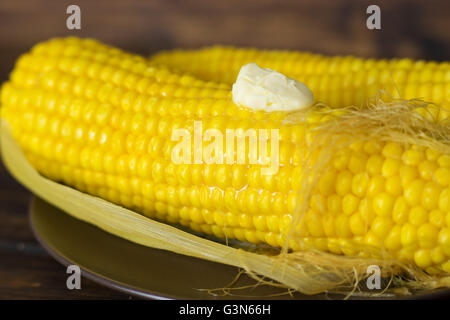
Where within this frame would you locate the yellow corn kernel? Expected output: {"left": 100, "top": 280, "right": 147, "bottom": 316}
{"left": 438, "top": 228, "right": 450, "bottom": 256}
{"left": 414, "top": 249, "right": 432, "bottom": 268}
{"left": 372, "top": 192, "right": 395, "bottom": 216}
{"left": 371, "top": 216, "right": 394, "bottom": 239}
{"left": 366, "top": 176, "right": 385, "bottom": 198}
{"left": 366, "top": 154, "right": 384, "bottom": 175}
{"left": 342, "top": 194, "right": 359, "bottom": 215}
{"left": 351, "top": 172, "right": 370, "bottom": 197}
{"left": 385, "top": 175, "right": 402, "bottom": 196}
{"left": 404, "top": 179, "right": 426, "bottom": 206}
{"left": 434, "top": 167, "right": 450, "bottom": 186}
{"left": 417, "top": 223, "right": 439, "bottom": 249}
{"left": 335, "top": 170, "right": 353, "bottom": 196}
{"left": 402, "top": 149, "right": 423, "bottom": 166}
{"left": 401, "top": 224, "right": 418, "bottom": 247}
{"left": 384, "top": 225, "right": 402, "bottom": 250}
{"left": 382, "top": 158, "right": 401, "bottom": 177}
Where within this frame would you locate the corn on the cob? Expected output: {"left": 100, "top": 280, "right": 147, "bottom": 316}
{"left": 151, "top": 46, "right": 450, "bottom": 120}
{"left": 1, "top": 37, "right": 449, "bottom": 274}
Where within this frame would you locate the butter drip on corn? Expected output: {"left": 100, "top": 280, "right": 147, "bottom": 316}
{"left": 232, "top": 63, "right": 314, "bottom": 112}
{"left": 1, "top": 37, "right": 449, "bottom": 274}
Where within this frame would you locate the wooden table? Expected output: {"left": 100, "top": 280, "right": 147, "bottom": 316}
{"left": 0, "top": 0, "right": 448, "bottom": 299}
{"left": 0, "top": 161, "right": 132, "bottom": 299}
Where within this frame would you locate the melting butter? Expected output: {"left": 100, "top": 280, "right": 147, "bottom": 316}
{"left": 232, "top": 63, "right": 314, "bottom": 112}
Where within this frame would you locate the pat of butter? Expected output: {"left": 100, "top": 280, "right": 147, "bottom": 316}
{"left": 232, "top": 63, "right": 314, "bottom": 112}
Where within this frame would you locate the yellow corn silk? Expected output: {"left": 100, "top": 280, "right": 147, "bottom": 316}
{"left": 1, "top": 37, "right": 449, "bottom": 274}
{"left": 151, "top": 46, "right": 450, "bottom": 120}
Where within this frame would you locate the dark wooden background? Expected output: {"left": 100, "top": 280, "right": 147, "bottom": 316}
{"left": 0, "top": 0, "right": 449, "bottom": 299}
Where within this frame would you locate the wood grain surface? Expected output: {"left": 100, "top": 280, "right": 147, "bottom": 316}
{"left": 0, "top": 161, "right": 131, "bottom": 299}
{"left": 0, "top": 0, "right": 448, "bottom": 299}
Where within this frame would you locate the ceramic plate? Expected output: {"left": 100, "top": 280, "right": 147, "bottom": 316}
{"left": 29, "top": 196, "right": 450, "bottom": 300}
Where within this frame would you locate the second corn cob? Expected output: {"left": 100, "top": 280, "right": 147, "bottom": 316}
{"left": 1, "top": 38, "right": 449, "bottom": 274}
{"left": 151, "top": 46, "right": 450, "bottom": 121}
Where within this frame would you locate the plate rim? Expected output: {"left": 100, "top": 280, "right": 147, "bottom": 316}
{"left": 28, "top": 196, "right": 450, "bottom": 300}
{"left": 29, "top": 196, "right": 177, "bottom": 300}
